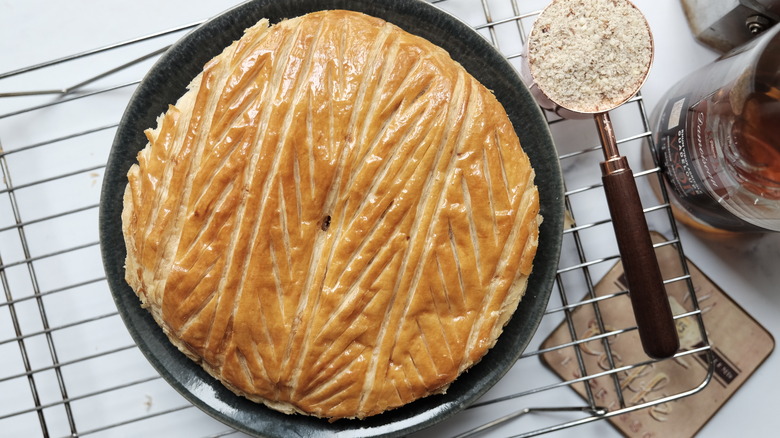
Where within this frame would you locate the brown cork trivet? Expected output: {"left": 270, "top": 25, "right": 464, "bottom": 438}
{"left": 541, "top": 232, "right": 774, "bottom": 437}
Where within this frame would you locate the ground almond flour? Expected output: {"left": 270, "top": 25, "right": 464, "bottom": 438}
{"left": 527, "top": 0, "right": 653, "bottom": 113}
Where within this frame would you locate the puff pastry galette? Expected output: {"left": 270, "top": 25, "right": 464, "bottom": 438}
{"left": 122, "top": 10, "right": 540, "bottom": 420}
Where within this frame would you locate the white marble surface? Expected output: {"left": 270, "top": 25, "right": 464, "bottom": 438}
{"left": 0, "top": 0, "right": 777, "bottom": 437}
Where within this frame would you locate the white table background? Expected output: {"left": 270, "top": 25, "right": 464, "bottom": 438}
{"left": 1, "top": 0, "right": 778, "bottom": 437}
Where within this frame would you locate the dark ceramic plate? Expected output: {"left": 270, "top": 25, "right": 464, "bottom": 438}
{"left": 99, "top": 0, "right": 564, "bottom": 436}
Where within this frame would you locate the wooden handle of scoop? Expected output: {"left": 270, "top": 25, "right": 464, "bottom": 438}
{"left": 596, "top": 113, "right": 679, "bottom": 359}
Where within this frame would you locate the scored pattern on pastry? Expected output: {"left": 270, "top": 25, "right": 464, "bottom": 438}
{"left": 123, "top": 10, "right": 540, "bottom": 420}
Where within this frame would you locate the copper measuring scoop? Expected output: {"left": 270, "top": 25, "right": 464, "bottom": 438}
{"left": 522, "top": 0, "right": 679, "bottom": 359}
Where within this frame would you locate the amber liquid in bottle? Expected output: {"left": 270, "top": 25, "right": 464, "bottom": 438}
{"left": 648, "top": 24, "right": 780, "bottom": 233}
{"left": 731, "top": 88, "right": 780, "bottom": 198}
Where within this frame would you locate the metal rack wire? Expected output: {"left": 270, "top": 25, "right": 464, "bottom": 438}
{"left": 0, "top": 0, "right": 712, "bottom": 437}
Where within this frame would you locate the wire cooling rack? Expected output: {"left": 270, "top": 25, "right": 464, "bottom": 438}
{"left": 0, "top": 0, "right": 712, "bottom": 437}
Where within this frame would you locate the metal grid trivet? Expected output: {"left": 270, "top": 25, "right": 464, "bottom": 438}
{"left": 0, "top": 0, "right": 712, "bottom": 436}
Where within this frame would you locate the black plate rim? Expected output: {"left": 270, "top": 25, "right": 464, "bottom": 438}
{"left": 99, "top": 0, "right": 564, "bottom": 437}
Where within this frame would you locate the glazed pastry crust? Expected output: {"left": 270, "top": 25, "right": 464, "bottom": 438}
{"left": 122, "top": 10, "right": 540, "bottom": 420}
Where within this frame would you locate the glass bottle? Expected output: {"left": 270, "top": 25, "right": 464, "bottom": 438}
{"left": 647, "top": 23, "right": 780, "bottom": 233}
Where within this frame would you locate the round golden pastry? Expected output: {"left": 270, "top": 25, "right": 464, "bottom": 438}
{"left": 122, "top": 10, "right": 540, "bottom": 420}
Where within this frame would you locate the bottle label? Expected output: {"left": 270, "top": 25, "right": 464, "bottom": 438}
{"left": 655, "top": 95, "right": 765, "bottom": 231}
{"left": 685, "top": 97, "right": 730, "bottom": 198}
